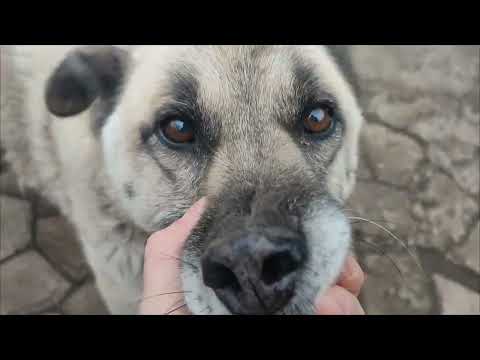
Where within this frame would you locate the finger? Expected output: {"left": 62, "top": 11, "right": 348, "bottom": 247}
{"left": 144, "top": 197, "right": 208, "bottom": 261}
{"left": 141, "top": 198, "right": 208, "bottom": 315}
{"left": 315, "top": 285, "right": 365, "bottom": 315}
{"left": 164, "top": 197, "right": 209, "bottom": 244}
{"left": 336, "top": 255, "right": 366, "bottom": 297}
{"left": 140, "top": 294, "right": 191, "bottom": 315}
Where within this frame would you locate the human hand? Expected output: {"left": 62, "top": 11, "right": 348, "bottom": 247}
{"left": 140, "top": 198, "right": 366, "bottom": 315}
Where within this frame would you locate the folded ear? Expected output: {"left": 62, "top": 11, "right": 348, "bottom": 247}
{"left": 45, "top": 45, "right": 130, "bottom": 118}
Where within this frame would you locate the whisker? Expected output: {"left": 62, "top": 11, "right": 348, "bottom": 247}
{"left": 156, "top": 251, "right": 198, "bottom": 270}
{"left": 343, "top": 208, "right": 410, "bottom": 228}
{"left": 355, "top": 239, "right": 404, "bottom": 279}
{"left": 161, "top": 296, "right": 188, "bottom": 315}
{"left": 345, "top": 210, "right": 403, "bottom": 227}
{"left": 348, "top": 216, "right": 424, "bottom": 273}
{"left": 350, "top": 218, "right": 402, "bottom": 227}
{"left": 165, "top": 303, "right": 188, "bottom": 315}
{"left": 136, "top": 291, "right": 191, "bottom": 305}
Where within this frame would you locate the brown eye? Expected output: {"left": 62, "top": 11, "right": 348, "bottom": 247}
{"left": 161, "top": 119, "right": 194, "bottom": 144}
{"left": 303, "top": 108, "right": 333, "bottom": 134}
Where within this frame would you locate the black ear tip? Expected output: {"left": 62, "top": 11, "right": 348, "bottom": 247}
{"left": 45, "top": 57, "right": 100, "bottom": 118}
{"left": 45, "top": 78, "right": 94, "bottom": 117}
{"left": 44, "top": 46, "right": 129, "bottom": 119}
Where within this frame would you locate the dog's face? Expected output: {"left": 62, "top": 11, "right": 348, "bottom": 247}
{"left": 46, "top": 45, "right": 363, "bottom": 314}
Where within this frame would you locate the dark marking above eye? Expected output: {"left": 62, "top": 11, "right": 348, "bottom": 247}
{"left": 140, "top": 62, "right": 220, "bottom": 153}
{"left": 169, "top": 66, "right": 200, "bottom": 117}
{"left": 124, "top": 183, "right": 135, "bottom": 199}
{"left": 290, "top": 55, "right": 337, "bottom": 109}
{"left": 115, "top": 223, "right": 128, "bottom": 233}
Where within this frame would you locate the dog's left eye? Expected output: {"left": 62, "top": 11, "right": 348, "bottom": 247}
{"left": 160, "top": 118, "right": 195, "bottom": 144}
{"left": 303, "top": 107, "right": 334, "bottom": 135}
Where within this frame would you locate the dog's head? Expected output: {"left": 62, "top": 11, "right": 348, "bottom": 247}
{"left": 46, "top": 45, "right": 364, "bottom": 314}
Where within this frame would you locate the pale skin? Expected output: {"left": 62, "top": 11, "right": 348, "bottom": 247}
{"left": 140, "top": 198, "right": 366, "bottom": 315}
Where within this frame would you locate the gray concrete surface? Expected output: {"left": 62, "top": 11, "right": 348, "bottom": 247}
{"left": 1, "top": 45, "right": 479, "bottom": 314}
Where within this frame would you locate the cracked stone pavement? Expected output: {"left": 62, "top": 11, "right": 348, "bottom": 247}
{"left": 1, "top": 45, "right": 479, "bottom": 314}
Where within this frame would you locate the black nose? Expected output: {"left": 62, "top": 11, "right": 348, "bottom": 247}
{"left": 201, "top": 228, "right": 307, "bottom": 314}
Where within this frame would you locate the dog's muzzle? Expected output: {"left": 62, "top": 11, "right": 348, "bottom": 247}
{"left": 199, "top": 187, "right": 310, "bottom": 315}
{"left": 201, "top": 224, "right": 307, "bottom": 314}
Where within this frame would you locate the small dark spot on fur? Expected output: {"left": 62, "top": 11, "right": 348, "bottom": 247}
{"left": 124, "top": 183, "right": 135, "bottom": 199}
{"left": 116, "top": 223, "right": 128, "bottom": 233}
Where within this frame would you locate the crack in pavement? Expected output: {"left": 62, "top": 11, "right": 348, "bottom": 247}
{"left": 365, "top": 114, "right": 430, "bottom": 150}
{"left": 416, "top": 246, "right": 480, "bottom": 293}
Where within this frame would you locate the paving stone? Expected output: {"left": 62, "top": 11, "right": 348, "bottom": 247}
{"left": 362, "top": 123, "right": 423, "bottom": 187}
{"left": 0, "top": 195, "right": 31, "bottom": 260}
{"left": 0, "top": 167, "right": 23, "bottom": 198}
{"left": 449, "top": 221, "right": 480, "bottom": 273}
{"left": 425, "top": 142, "right": 479, "bottom": 197}
{"left": 36, "top": 216, "right": 89, "bottom": 282}
{"left": 0, "top": 148, "right": 7, "bottom": 172}
{"left": 40, "top": 312, "right": 62, "bottom": 315}
{"left": 352, "top": 46, "right": 479, "bottom": 100}
{"left": 433, "top": 274, "right": 480, "bottom": 314}
{"left": 410, "top": 114, "right": 479, "bottom": 147}
{"left": 414, "top": 172, "right": 478, "bottom": 249}
{"left": 0, "top": 250, "right": 70, "bottom": 314}
{"left": 61, "top": 282, "right": 109, "bottom": 315}
{"left": 347, "top": 181, "right": 418, "bottom": 249}
{"left": 445, "top": 141, "right": 478, "bottom": 164}
{"left": 359, "top": 253, "right": 436, "bottom": 315}
{"left": 356, "top": 136, "right": 374, "bottom": 181}
{"left": 36, "top": 196, "right": 60, "bottom": 218}
{"left": 365, "top": 94, "right": 445, "bottom": 131}
{"left": 453, "top": 160, "right": 480, "bottom": 196}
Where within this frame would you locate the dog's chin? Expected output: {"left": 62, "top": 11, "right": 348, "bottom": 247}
{"left": 181, "top": 202, "right": 352, "bottom": 315}
{"left": 182, "top": 266, "right": 232, "bottom": 315}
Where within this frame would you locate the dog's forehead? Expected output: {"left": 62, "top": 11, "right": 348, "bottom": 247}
{"left": 194, "top": 46, "right": 295, "bottom": 97}
{"left": 133, "top": 45, "right": 324, "bottom": 97}
{"left": 124, "top": 46, "right": 359, "bottom": 134}
{"left": 190, "top": 46, "right": 297, "bottom": 129}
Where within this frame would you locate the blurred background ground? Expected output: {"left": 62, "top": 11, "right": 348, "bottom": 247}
{"left": 1, "top": 45, "right": 479, "bottom": 315}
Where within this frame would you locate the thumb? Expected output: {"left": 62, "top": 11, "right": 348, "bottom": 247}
{"left": 315, "top": 285, "right": 365, "bottom": 315}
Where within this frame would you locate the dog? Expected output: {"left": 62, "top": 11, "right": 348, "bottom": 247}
{"left": 0, "top": 45, "right": 364, "bottom": 314}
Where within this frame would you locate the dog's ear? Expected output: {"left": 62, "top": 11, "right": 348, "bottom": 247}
{"left": 45, "top": 46, "right": 130, "bottom": 118}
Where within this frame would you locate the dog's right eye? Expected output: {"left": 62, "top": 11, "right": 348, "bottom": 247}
{"left": 159, "top": 118, "right": 195, "bottom": 145}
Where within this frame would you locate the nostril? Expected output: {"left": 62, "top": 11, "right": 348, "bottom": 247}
{"left": 202, "top": 260, "right": 241, "bottom": 292}
{"left": 261, "top": 251, "right": 301, "bottom": 285}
